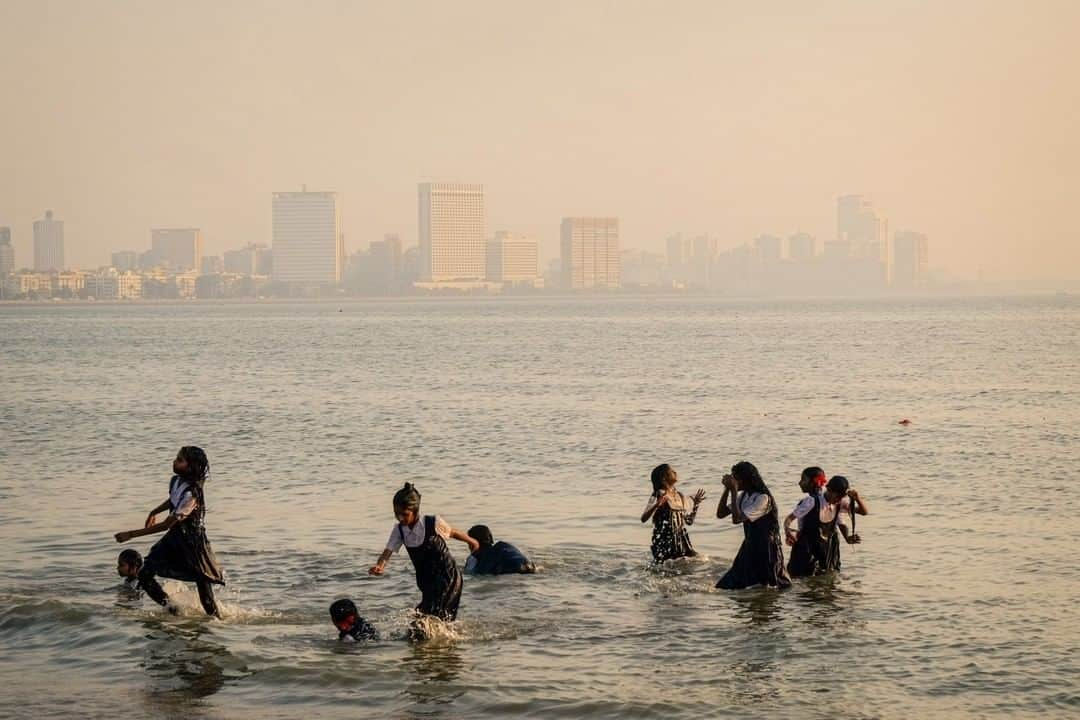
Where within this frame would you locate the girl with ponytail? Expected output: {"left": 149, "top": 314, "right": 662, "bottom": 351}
{"left": 114, "top": 446, "right": 226, "bottom": 617}
{"left": 369, "top": 483, "right": 479, "bottom": 626}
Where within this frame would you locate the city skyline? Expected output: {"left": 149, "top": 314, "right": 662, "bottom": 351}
{"left": 2, "top": 3, "right": 1077, "bottom": 291}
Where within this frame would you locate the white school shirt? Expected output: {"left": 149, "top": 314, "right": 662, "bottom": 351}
{"left": 385, "top": 515, "right": 451, "bottom": 553}
{"left": 791, "top": 493, "right": 851, "bottom": 526}
{"left": 168, "top": 477, "right": 198, "bottom": 521}
{"left": 727, "top": 491, "right": 771, "bottom": 522}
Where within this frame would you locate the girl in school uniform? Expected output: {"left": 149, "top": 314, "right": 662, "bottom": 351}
{"left": 368, "top": 483, "right": 478, "bottom": 623}
{"left": 785, "top": 474, "right": 868, "bottom": 577}
{"left": 640, "top": 463, "right": 706, "bottom": 562}
{"left": 715, "top": 461, "right": 791, "bottom": 590}
{"left": 114, "top": 446, "right": 225, "bottom": 617}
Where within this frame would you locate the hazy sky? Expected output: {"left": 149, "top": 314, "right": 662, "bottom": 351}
{"left": 2, "top": 1, "right": 1078, "bottom": 286}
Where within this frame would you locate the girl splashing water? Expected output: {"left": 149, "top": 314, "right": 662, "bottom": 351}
{"left": 114, "top": 446, "right": 225, "bottom": 617}
{"left": 640, "top": 463, "right": 706, "bottom": 562}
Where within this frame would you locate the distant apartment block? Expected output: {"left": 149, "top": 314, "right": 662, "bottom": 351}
{"left": 272, "top": 191, "right": 343, "bottom": 284}
{"left": 560, "top": 217, "right": 620, "bottom": 289}
{"left": 788, "top": 232, "right": 816, "bottom": 262}
{"left": 111, "top": 250, "right": 139, "bottom": 272}
{"left": 223, "top": 243, "right": 272, "bottom": 275}
{"left": 33, "top": 210, "right": 65, "bottom": 271}
{"left": 0, "top": 227, "right": 14, "bottom": 276}
{"left": 85, "top": 269, "right": 143, "bottom": 300}
{"left": 893, "top": 231, "right": 929, "bottom": 289}
{"left": 486, "top": 231, "right": 539, "bottom": 284}
{"left": 200, "top": 255, "right": 223, "bottom": 275}
{"left": 149, "top": 228, "right": 202, "bottom": 271}
{"left": 418, "top": 183, "right": 485, "bottom": 282}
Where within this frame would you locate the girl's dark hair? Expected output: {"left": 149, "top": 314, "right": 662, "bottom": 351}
{"left": 118, "top": 548, "right": 142, "bottom": 568}
{"left": 801, "top": 466, "right": 825, "bottom": 482}
{"left": 826, "top": 475, "right": 850, "bottom": 495}
{"left": 393, "top": 482, "right": 421, "bottom": 511}
{"left": 467, "top": 524, "right": 494, "bottom": 548}
{"left": 178, "top": 446, "right": 210, "bottom": 486}
{"left": 177, "top": 446, "right": 210, "bottom": 514}
{"left": 650, "top": 464, "right": 674, "bottom": 495}
{"left": 731, "top": 461, "right": 779, "bottom": 521}
{"left": 330, "top": 598, "right": 358, "bottom": 623}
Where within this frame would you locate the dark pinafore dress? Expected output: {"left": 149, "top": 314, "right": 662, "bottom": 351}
{"left": 403, "top": 515, "right": 463, "bottom": 621}
{"left": 144, "top": 476, "right": 225, "bottom": 586}
{"left": 650, "top": 495, "right": 697, "bottom": 562}
{"left": 716, "top": 493, "right": 791, "bottom": 590}
{"left": 787, "top": 493, "right": 842, "bottom": 578}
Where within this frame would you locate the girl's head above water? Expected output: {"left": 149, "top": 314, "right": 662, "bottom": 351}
{"left": 650, "top": 464, "right": 677, "bottom": 495}
{"left": 393, "top": 482, "right": 421, "bottom": 525}
{"left": 174, "top": 446, "right": 210, "bottom": 485}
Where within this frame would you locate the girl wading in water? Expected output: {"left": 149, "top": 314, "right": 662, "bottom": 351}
{"left": 641, "top": 463, "right": 706, "bottom": 562}
{"left": 369, "top": 483, "right": 478, "bottom": 627}
{"left": 114, "top": 446, "right": 225, "bottom": 617}
{"left": 715, "top": 461, "right": 791, "bottom": 590}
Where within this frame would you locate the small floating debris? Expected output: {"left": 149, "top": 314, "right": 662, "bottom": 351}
{"left": 898, "top": 418, "right": 912, "bottom": 426}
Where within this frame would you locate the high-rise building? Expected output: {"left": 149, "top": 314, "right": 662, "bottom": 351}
{"left": 754, "top": 234, "right": 783, "bottom": 264}
{"left": 560, "top": 217, "right": 620, "bottom": 289}
{"left": 486, "top": 231, "right": 539, "bottom": 284}
{"left": 788, "top": 232, "right": 816, "bottom": 262}
{"left": 0, "top": 227, "right": 14, "bottom": 276}
{"left": 837, "top": 194, "right": 888, "bottom": 264}
{"left": 666, "top": 233, "right": 692, "bottom": 268}
{"left": 111, "top": 250, "right": 138, "bottom": 271}
{"left": 272, "top": 191, "right": 343, "bottom": 284}
{"left": 33, "top": 210, "right": 64, "bottom": 271}
{"left": 418, "top": 183, "right": 485, "bottom": 282}
{"left": 223, "top": 243, "right": 272, "bottom": 275}
{"left": 893, "top": 231, "right": 929, "bottom": 290}
{"left": 150, "top": 228, "right": 202, "bottom": 271}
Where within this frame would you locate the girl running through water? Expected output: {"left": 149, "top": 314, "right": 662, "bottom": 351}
{"left": 640, "top": 463, "right": 706, "bottom": 562}
{"left": 114, "top": 446, "right": 225, "bottom": 617}
{"left": 715, "top": 461, "right": 791, "bottom": 590}
{"left": 368, "top": 483, "right": 478, "bottom": 625}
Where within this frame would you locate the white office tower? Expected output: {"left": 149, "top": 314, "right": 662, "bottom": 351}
{"left": 33, "top": 210, "right": 65, "bottom": 271}
{"left": 560, "top": 217, "right": 620, "bottom": 289}
{"left": 272, "top": 191, "right": 343, "bottom": 284}
{"left": 418, "top": 183, "right": 485, "bottom": 282}
{"left": 486, "top": 231, "right": 539, "bottom": 284}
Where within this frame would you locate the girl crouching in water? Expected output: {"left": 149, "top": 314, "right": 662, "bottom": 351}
{"left": 640, "top": 463, "right": 706, "bottom": 562}
{"left": 114, "top": 446, "right": 225, "bottom": 617}
{"left": 369, "top": 483, "right": 478, "bottom": 624}
{"left": 715, "top": 461, "right": 790, "bottom": 590}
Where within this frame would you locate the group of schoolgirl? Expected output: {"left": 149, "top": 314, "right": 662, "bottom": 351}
{"left": 643, "top": 461, "right": 869, "bottom": 589}
{"left": 113, "top": 449, "right": 533, "bottom": 640}
{"left": 113, "top": 448, "right": 867, "bottom": 641}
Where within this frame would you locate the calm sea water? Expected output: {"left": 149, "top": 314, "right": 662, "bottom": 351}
{"left": 1, "top": 296, "right": 1078, "bottom": 720}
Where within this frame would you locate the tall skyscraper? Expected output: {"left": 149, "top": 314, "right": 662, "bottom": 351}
{"left": 560, "top": 217, "right": 620, "bottom": 289}
{"left": 788, "top": 232, "right": 816, "bottom": 262}
{"left": 418, "top": 183, "right": 485, "bottom": 282}
{"left": 486, "top": 231, "right": 539, "bottom": 283}
{"left": 837, "top": 194, "right": 888, "bottom": 263}
{"left": 150, "top": 228, "right": 202, "bottom": 271}
{"left": 33, "top": 210, "right": 64, "bottom": 271}
{"left": 0, "top": 227, "right": 14, "bottom": 276}
{"left": 272, "top": 191, "right": 343, "bottom": 284}
{"left": 893, "top": 231, "right": 929, "bottom": 289}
